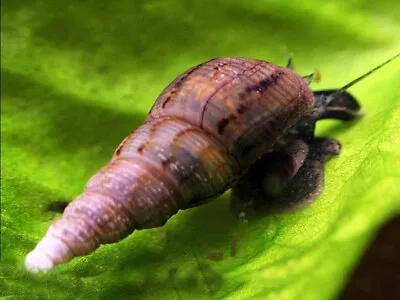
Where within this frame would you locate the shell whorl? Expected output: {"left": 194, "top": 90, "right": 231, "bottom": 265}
{"left": 149, "top": 57, "right": 315, "bottom": 168}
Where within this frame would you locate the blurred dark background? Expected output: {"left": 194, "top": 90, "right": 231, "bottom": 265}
{"left": 341, "top": 216, "right": 400, "bottom": 299}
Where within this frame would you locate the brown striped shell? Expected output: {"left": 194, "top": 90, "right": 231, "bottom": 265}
{"left": 25, "top": 57, "right": 315, "bottom": 272}
{"left": 149, "top": 58, "right": 314, "bottom": 168}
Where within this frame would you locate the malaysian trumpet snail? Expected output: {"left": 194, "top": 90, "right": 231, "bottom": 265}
{"left": 25, "top": 54, "right": 399, "bottom": 272}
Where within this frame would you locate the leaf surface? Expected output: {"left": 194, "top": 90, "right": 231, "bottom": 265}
{"left": 1, "top": 0, "right": 400, "bottom": 299}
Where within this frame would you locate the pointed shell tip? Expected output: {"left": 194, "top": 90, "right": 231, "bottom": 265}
{"left": 25, "top": 249, "right": 54, "bottom": 273}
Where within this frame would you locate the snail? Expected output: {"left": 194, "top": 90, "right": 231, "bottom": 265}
{"left": 25, "top": 54, "right": 399, "bottom": 272}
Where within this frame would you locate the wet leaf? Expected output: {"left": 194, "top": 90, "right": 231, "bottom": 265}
{"left": 1, "top": 0, "right": 399, "bottom": 299}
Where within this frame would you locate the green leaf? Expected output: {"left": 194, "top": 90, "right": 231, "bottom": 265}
{"left": 1, "top": 0, "right": 399, "bottom": 299}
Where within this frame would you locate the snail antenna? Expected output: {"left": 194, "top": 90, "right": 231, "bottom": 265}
{"left": 340, "top": 52, "right": 400, "bottom": 91}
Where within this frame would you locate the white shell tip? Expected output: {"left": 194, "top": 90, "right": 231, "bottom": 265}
{"left": 25, "top": 249, "right": 54, "bottom": 273}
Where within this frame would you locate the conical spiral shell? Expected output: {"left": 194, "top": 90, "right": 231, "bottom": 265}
{"left": 25, "top": 57, "right": 315, "bottom": 272}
